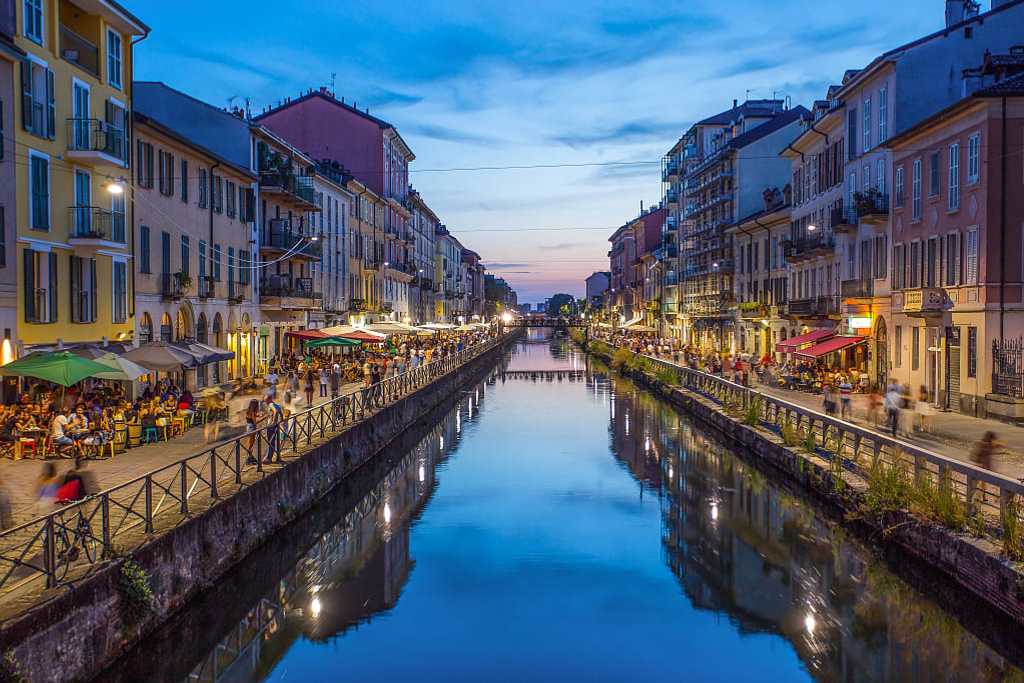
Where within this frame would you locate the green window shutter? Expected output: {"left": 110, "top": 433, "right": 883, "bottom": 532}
{"left": 20, "top": 59, "right": 32, "bottom": 133}
{"left": 48, "top": 252, "right": 57, "bottom": 322}
{"left": 69, "top": 254, "right": 78, "bottom": 322}
{"left": 23, "top": 249, "right": 34, "bottom": 321}
{"left": 45, "top": 68, "right": 55, "bottom": 139}
{"left": 89, "top": 258, "right": 97, "bottom": 322}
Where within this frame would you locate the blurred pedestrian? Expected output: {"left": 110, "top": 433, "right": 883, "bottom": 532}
{"left": 971, "top": 431, "right": 1004, "bottom": 472}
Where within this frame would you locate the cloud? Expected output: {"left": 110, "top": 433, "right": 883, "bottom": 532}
{"left": 540, "top": 242, "right": 587, "bottom": 250}
{"left": 363, "top": 88, "right": 423, "bottom": 108}
{"left": 552, "top": 120, "right": 683, "bottom": 148}
{"left": 404, "top": 123, "right": 503, "bottom": 146}
{"left": 715, "top": 56, "right": 789, "bottom": 78}
{"left": 482, "top": 262, "right": 531, "bottom": 269}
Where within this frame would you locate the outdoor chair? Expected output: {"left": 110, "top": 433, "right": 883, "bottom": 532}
{"left": 142, "top": 426, "right": 160, "bottom": 444}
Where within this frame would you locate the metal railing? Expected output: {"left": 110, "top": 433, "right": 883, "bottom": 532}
{"left": 66, "top": 118, "right": 126, "bottom": 162}
{"left": 59, "top": 24, "right": 99, "bottom": 76}
{"left": 601, "top": 344, "right": 1024, "bottom": 538}
{"left": 993, "top": 338, "right": 1024, "bottom": 399}
{"left": 68, "top": 206, "right": 126, "bottom": 242}
{"left": 0, "top": 333, "right": 511, "bottom": 599}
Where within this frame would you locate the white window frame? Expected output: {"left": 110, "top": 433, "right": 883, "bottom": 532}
{"left": 863, "top": 96, "right": 872, "bottom": 152}
{"left": 27, "top": 148, "right": 50, "bottom": 232}
{"left": 106, "top": 29, "right": 123, "bottom": 90}
{"left": 949, "top": 142, "right": 961, "bottom": 211}
{"left": 965, "top": 226, "right": 979, "bottom": 285}
{"left": 878, "top": 87, "right": 888, "bottom": 143}
{"left": 967, "top": 132, "right": 980, "bottom": 185}
{"left": 894, "top": 166, "right": 904, "bottom": 207}
{"left": 912, "top": 159, "right": 922, "bottom": 220}
{"left": 876, "top": 157, "right": 886, "bottom": 195}
{"left": 23, "top": 0, "right": 43, "bottom": 44}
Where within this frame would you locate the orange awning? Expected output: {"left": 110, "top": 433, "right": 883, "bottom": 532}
{"left": 776, "top": 329, "right": 834, "bottom": 353}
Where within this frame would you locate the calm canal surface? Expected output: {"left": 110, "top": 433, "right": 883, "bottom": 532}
{"left": 108, "top": 331, "right": 1023, "bottom": 682}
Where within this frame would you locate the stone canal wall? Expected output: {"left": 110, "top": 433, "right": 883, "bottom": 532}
{"left": 0, "top": 334, "right": 518, "bottom": 683}
{"left": 583, "top": 343, "right": 1024, "bottom": 627}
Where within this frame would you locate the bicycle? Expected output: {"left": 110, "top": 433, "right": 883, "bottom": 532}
{"left": 50, "top": 505, "right": 103, "bottom": 583}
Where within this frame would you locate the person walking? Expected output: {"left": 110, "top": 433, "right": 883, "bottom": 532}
{"left": 244, "top": 399, "right": 262, "bottom": 464}
{"left": 884, "top": 381, "right": 902, "bottom": 437}
{"left": 329, "top": 365, "right": 341, "bottom": 400}
{"left": 866, "top": 386, "right": 882, "bottom": 426}
{"left": 838, "top": 377, "right": 853, "bottom": 420}
{"left": 318, "top": 367, "right": 329, "bottom": 398}
{"left": 822, "top": 383, "right": 836, "bottom": 417}
{"left": 263, "top": 395, "right": 284, "bottom": 464}
{"left": 303, "top": 369, "right": 315, "bottom": 407}
{"left": 915, "top": 385, "right": 934, "bottom": 433}
{"left": 971, "top": 431, "right": 1004, "bottom": 472}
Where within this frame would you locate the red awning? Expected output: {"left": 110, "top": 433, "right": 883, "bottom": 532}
{"left": 776, "top": 329, "right": 834, "bottom": 353}
{"left": 338, "top": 330, "right": 387, "bottom": 343}
{"left": 793, "top": 336, "right": 866, "bottom": 359}
{"left": 285, "top": 329, "right": 328, "bottom": 341}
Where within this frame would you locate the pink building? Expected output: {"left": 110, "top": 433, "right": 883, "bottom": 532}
{"left": 0, "top": 0, "right": 20, "bottom": 379}
{"left": 886, "top": 67, "right": 1024, "bottom": 419}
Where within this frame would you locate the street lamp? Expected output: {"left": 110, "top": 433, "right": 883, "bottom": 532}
{"left": 807, "top": 224, "right": 817, "bottom": 232}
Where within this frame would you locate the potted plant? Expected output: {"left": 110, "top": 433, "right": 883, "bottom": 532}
{"left": 174, "top": 271, "right": 192, "bottom": 290}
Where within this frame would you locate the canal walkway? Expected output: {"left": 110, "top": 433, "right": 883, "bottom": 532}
{"left": 639, "top": 353, "right": 1024, "bottom": 481}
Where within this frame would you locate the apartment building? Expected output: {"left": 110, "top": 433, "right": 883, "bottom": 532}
{"left": 660, "top": 138, "right": 684, "bottom": 338}
{"left": 0, "top": 0, "right": 21, "bottom": 374}
{"left": 435, "top": 226, "right": 461, "bottom": 322}
{"left": 886, "top": 65, "right": 1024, "bottom": 419}
{"left": 585, "top": 271, "right": 610, "bottom": 311}
{"left": 680, "top": 100, "right": 806, "bottom": 351}
{"left": 310, "top": 161, "right": 352, "bottom": 326}
{"left": 407, "top": 188, "right": 438, "bottom": 324}
{"left": 12, "top": 0, "right": 146, "bottom": 354}
{"left": 253, "top": 125, "right": 322, "bottom": 360}
{"left": 607, "top": 219, "right": 637, "bottom": 323}
{"left": 462, "top": 249, "right": 485, "bottom": 320}
{"left": 132, "top": 86, "right": 259, "bottom": 387}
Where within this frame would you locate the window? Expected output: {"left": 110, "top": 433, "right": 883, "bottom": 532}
{"left": 895, "top": 166, "right": 904, "bottom": 207}
{"left": 965, "top": 227, "right": 978, "bottom": 284}
{"left": 929, "top": 151, "right": 940, "bottom": 197}
{"left": 23, "top": 249, "right": 56, "bottom": 323}
{"left": 214, "top": 176, "right": 223, "bottom": 214}
{"left": 69, "top": 256, "right": 97, "bottom": 323}
{"left": 926, "top": 237, "right": 938, "bottom": 287}
{"left": 228, "top": 247, "right": 235, "bottom": 288}
{"left": 0, "top": 206, "right": 5, "bottom": 268}
{"left": 875, "top": 235, "right": 888, "bottom": 279}
{"left": 862, "top": 96, "right": 871, "bottom": 152}
{"left": 198, "top": 240, "right": 206, "bottom": 279}
{"left": 113, "top": 261, "right": 127, "bottom": 323}
{"left": 22, "top": 0, "right": 43, "bottom": 44}
{"left": 180, "top": 160, "right": 188, "bottom": 202}
{"left": 161, "top": 231, "right": 171, "bottom": 275}
{"left": 158, "top": 150, "right": 174, "bottom": 196}
{"left": 948, "top": 143, "right": 960, "bottom": 210}
{"left": 894, "top": 325, "right": 902, "bottom": 368}
{"left": 945, "top": 232, "right": 960, "bottom": 286}
{"left": 876, "top": 158, "right": 885, "bottom": 195}
{"left": 180, "top": 235, "right": 189, "bottom": 275}
{"left": 29, "top": 153, "right": 49, "bottom": 230}
{"left": 967, "top": 133, "right": 980, "bottom": 184}
{"left": 198, "top": 168, "right": 208, "bottom": 208}
{"left": 912, "top": 159, "right": 922, "bottom": 220}
{"left": 20, "top": 59, "right": 54, "bottom": 138}
{"left": 848, "top": 108, "right": 858, "bottom": 160}
{"left": 892, "top": 244, "right": 905, "bottom": 289}
{"left": 139, "top": 225, "right": 151, "bottom": 273}
{"left": 136, "top": 141, "right": 154, "bottom": 189}
{"left": 878, "top": 87, "right": 888, "bottom": 143}
{"left": 909, "top": 241, "right": 921, "bottom": 288}
{"left": 226, "top": 180, "right": 237, "bottom": 218}
{"left": 104, "top": 99, "right": 126, "bottom": 162}
{"left": 912, "top": 327, "right": 920, "bottom": 371}
{"left": 967, "top": 327, "right": 977, "bottom": 378}
{"left": 106, "top": 29, "right": 122, "bottom": 89}
{"left": 214, "top": 244, "right": 222, "bottom": 281}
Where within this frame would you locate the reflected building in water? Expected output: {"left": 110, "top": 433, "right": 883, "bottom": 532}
{"left": 607, "top": 381, "right": 1022, "bottom": 682}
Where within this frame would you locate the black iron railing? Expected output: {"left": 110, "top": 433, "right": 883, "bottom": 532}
{"left": 993, "top": 338, "right": 1024, "bottom": 399}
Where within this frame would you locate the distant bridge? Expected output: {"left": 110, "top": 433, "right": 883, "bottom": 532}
{"left": 511, "top": 318, "right": 588, "bottom": 328}
{"left": 500, "top": 369, "right": 589, "bottom": 381}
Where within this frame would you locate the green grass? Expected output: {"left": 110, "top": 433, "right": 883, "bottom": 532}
{"left": 1002, "top": 496, "right": 1024, "bottom": 561}
{"left": 862, "top": 457, "right": 913, "bottom": 519}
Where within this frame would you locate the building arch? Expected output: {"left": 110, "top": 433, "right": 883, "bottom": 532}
{"left": 160, "top": 313, "right": 173, "bottom": 342}
{"left": 874, "top": 316, "right": 888, "bottom": 388}
{"left": 139, "top": 312, "right": 153, "bottom": 344}
{"left": 196, "top": 313, "right": 208, "bottom": 344}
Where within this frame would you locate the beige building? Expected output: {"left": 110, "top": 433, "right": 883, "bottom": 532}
{"left": 132, "top": 106, "right": 259, "bottom": 387}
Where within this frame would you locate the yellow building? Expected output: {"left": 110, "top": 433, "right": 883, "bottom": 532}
{"left": 12, "top": 0, "right": 146, "bottom": 353}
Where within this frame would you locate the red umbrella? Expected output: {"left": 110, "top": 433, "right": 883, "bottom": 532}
{"left": 337, "top": 330, "right": 386, "bottom": 343}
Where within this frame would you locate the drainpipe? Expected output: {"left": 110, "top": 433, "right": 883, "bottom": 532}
{"left": 127, "top": 29, "right": 151, "bottom": 331}
{"left": 999, "top": 96, "right": 1007, "bottom": 341}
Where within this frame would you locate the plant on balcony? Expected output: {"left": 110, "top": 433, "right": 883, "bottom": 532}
{"left": 853, "top": 188, "right": 884, "bottom": 215}
{"left": 174, "top": 271, "right": 192, "bottom": 290}
{"left": 737, "top": 301, "right": 763, "bottom": 312}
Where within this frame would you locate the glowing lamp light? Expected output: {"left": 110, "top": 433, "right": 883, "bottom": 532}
{"left": 807, "top": 224, "right": 817, "bottom": 232}
{"left": 105, "top": 181, "right": 124, "bottom": 195}
{"left": 500, "top": 312, "right": 512, "bottom": 324}
{"left": 849, "top": 316, "right": 872, "bottom": 330}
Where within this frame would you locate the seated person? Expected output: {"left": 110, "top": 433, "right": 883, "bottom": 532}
{"left": 49, "top": 410, "right": 79, "bottom": 454}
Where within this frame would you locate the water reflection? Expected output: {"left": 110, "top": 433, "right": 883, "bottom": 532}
{"left": 608, "top": 376, "right": 1024, "bottom": 682}
{"left": 108, "top": 338, "right": 1023, "bottom": 682}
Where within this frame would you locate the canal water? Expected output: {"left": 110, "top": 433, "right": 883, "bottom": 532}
{"left": 107, "top": 330, "right": 1023, "bottom": 682}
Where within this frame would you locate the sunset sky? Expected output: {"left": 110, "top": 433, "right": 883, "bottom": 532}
{"left": 133, "top": 0, "right": 946, "bottom": 304}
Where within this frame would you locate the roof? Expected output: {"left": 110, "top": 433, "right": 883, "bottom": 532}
{"left": 973, "top": 69, "right": 1024, "bottom": 95}
{"left": 696, "top": 99, "right": 786, "bottom": 126}
{"left": 725, "top": 106, "right": 809, "bottom": 151}
{"left": 837, "top": 0, "right": 1024, "bottom": 97}
{"left": 132, "top": 111, "right": 255, "bottom": 179}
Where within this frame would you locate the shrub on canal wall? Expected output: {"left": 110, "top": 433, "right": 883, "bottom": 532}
{"left": 611, "top": 348, "right": 633, "bottom": 371}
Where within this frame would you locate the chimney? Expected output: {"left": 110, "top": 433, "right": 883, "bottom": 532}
{"left": 946, "top": 0, "right": 980, "bottom": 26}
{"left": 733, "top": 98, "right": 738, "bottom": 108}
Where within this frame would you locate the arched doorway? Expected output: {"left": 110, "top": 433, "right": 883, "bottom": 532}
{"left": 175, "top": 305, "right": 193, "bottom": 342}
{"left": 196, "top": 314, "right": 209, "bottom": 387}
{"left": 874, "top": 317, "right": 888, "bottom": 389}
{"left": 212, "top": 314, "right": 223, "bottom": 384}
{"left": 160, "top": 313, "right": 173, "bottom": 342}
{"left": 139, "top": 313, "right": 153, "bottom": 344}
{"left": 227, "top": 313, "right": 238, "bottom": 379}
{"left": 241, "top": 314, "right": 252, "bottom": 379}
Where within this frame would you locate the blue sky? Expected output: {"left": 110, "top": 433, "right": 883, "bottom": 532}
{"left": 134, "top": 0, "right": 947, "bottom": 303}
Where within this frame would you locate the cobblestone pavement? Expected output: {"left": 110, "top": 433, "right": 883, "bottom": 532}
{"left": 0, "top": 382, "right": 364, "bottom": 529}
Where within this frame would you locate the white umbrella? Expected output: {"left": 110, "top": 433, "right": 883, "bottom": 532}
{"left": 422, "top": 323, "right": 456, "bottom": 330}
{"left": 91, "top": 352, "right": 151, "bottom": 381}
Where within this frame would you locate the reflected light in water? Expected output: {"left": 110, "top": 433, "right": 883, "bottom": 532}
{"left": 804, "top": 613, "right": 816, "bottom": 635}
{"left": 440, "top": 435, "right": 444, "bottom": 450}
{"left": 644, "top": 436, "right": 650, "bottom": 453}
{"left": 419, "top": 465, "right": 426, "bottom": 483}
{"left": 383, "top": 502, "right": 392, "bottom": 524}
{"left": 710, "top": 502, "right": 718, "bottom": 521}
{"left": 310, "top": 596, "right": 322, "bottom": 618}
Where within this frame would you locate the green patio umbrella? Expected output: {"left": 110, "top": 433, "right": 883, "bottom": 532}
{"left": 305, "top": 337, "right": 362, "bottom": 349}
{"left": 0, "top": 351, "right": 113, "bottom": 386}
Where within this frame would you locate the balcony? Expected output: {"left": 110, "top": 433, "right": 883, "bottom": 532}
{"left": 68, "top": 206, "right": 126, "bottom": 247}
{"left": 783, "top": 296, "right": 839, "bottom": 319}
{"left": 666, "top": 189, "right": 680, "bottom": 207}
{"left": 160, "top": 273, "right": 185, "bottom": 301}
{"left": 662, "top": 159, "right": 680, "bottom": 181}
{"left": 853, "top": 191, "right": 889, "bottom": 225}
{"left": 349, "top": 298, "right": 367, "bottom": 312}
{"left": 830, "top": 206, "right": 858, "bottom": 234}
{"left": 60, "top": 24, "right": 99, "bottom": 76}
{"left": 782, "top": 233, "right": 835, "bottom": 262}
{"left": 260, "top": 221, "right": 321, "bottom": 260}
{"left": 260, "top": 277, "right": 322, "bottom": 309}
{"left": 259, "top": 172, "right": 319, "bottom": 210}
{"left": 737, "top": 301, "right": 768, "bottom": 319}
{"left": 901, "top": 287, "right": 948, "bottom": 318}
{"left": 227, "top": 280, "right": 246, "bottom": 303}
{"left": 66, "top": 119, "right": 127, "bottom": 167}
{"left": 840, "top": 278, "right": 874, "bottom": 300}
{"left": 663, "top": 218, "right": 678, "bottom": 235}
{"left": 198, "top": 277, "right": 215, "bottom": 299}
